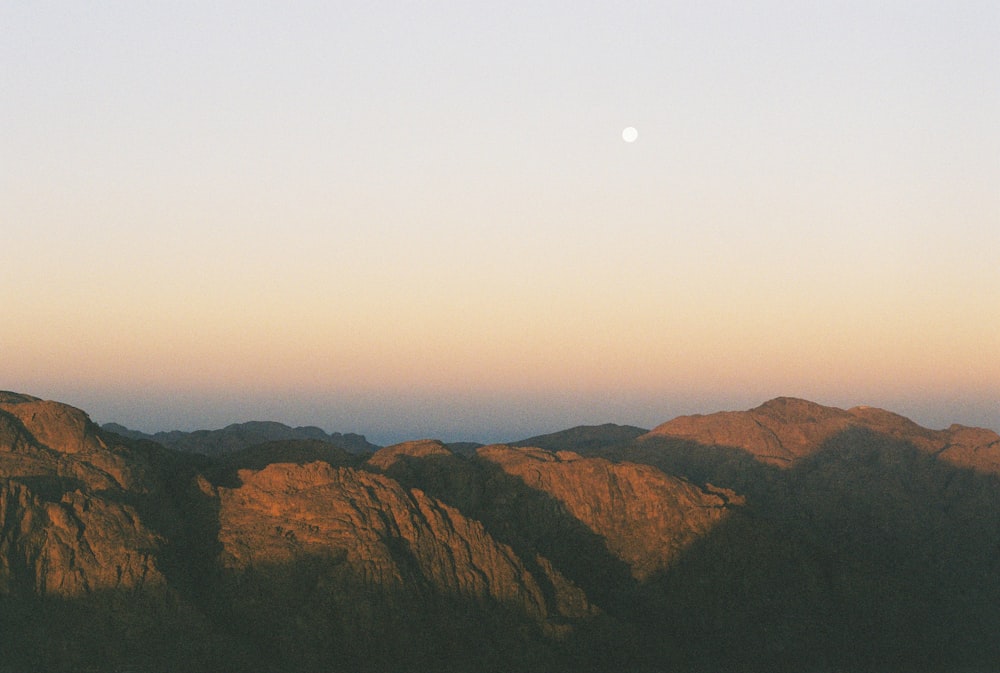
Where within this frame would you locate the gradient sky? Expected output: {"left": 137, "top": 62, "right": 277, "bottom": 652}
{"left": 4, "top": 2, "right": 998, "bottom": 444}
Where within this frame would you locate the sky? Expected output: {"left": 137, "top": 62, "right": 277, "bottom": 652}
{"left": 3, "top": 2, "right": 998, "bottom": 445}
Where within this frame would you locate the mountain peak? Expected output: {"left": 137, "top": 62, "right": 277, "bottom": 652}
{"left": 752, "top": 396, "right": 851, "bottom": 420}
{"left": 0, "top": 391, "right": 43, "bottom": 405}
{"left": 0, "top": 395, "right": 101, "bottom": 457}
{"left": 511, "top": 423, "right": 648, "bottom": 454}
{"left": 644, "top": 398, "right": 1000, "bottom": 472}
{"left": 368, "top": 439, "right": 452, "bottom": 470}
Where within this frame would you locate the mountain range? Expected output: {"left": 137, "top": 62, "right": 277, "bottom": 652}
{"left": 102, "top": 420, "right": 379, "bottom": 455}
{"left": 2, "top": 391, "right": 1000, "bottom": 672}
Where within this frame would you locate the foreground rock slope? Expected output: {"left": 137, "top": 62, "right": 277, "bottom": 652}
{"left": 217, "top": 459, "right": 593, "bottom": 628}
{"left": 0, "top": 393, "right": 166, "bottom": 597}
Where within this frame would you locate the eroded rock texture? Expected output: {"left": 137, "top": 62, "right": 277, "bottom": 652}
{"left": 0, "top": 394, "right": 166, "bottom": 597}
{"left": 217, "top": 460, "right": 591, "bottom": 625}
{"left": 477, "top": 445, "right": 735, "bottom": 580}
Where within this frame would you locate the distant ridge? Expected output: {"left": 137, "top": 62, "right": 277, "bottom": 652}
{"left": 512, "top": 423, "right": 648, "bottom": 454}
{"left": 102, "top": 420, "right": 379, "bottom": 455}
{"left": 642, "top": 396, "right": 1000, "bottom": 472}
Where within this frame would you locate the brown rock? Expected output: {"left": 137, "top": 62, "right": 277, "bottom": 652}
{"left": 367, "top": 438, "right": 452, "bottom": 471}
{"left": 643, "top": 397, "right": 856, "bottom": 466}
{"left": 0, "top": 479, "right": 163, "bottom": 596}
{"left": 477, "top": 445, "right": 733, "bottom": 580}
{"left": 217, "top": 460, "right": 592, "bottom": 623}
{"left": 643, "top": 397, "right": 1000, "bottom": 473}
{"left": 933, "top": 424, "right": 1000, "bottom": 472}
{"left": 0, "top": 395, "right": 145, "bottom": 491}
{"left": 0, "top": 395, "right": 167, "bottom": 597}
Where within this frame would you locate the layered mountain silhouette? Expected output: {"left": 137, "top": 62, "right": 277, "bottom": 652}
{"left": 103, "top": 420, "right": 378, "bottom": 456}
{"left": 3, "top": 391, "right": 1000, "bottom": 672}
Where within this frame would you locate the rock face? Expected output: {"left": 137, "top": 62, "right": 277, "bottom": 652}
{"left": 644, "top": 396, "right": 1000, "bottom": 471}
{"left": 367, "top": 438, "right": 453, "bottom": 471}
{"left": 0, "top": 395, "right": 146, "bottom": 492}
{"left": 216, "top": 460, "right": 589, "bottom": 625}
{"left": 0, "top": 394, "right": 166, "bottom": 597}
{"left": 0, "top": 481, "right": 162, "bottom": 596}
{"left": 477, "top": 445, "right": 735, "bottom": 580}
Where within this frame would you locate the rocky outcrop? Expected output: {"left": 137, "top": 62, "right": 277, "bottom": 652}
{"left": 643, "top": 397, "right": 1000, "bottom": 472}
{"left": 0, "top": 480, "right": 162, "bottom": 596}
{"left": 0, "top": 396, "right": 147, "bottom": 492}
{"left": 643, "top": 397, "right": 855, "bottom": 466}
{"left": 217, "top": 460, "right": 592, "bottom": 626}
{"left": 0, "top": 394, "right": 167, "bottom": 597}
{"left": 935, "top": 424, "right": 1000, "bottom": 472}
{"left": 477, "top": 445, "right": 737, "bottom": 580}
{"left": 367, "top": 439, "right": 453, "bottom": 471}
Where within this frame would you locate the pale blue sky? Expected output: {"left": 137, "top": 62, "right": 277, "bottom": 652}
{"left": 3, "top": 2, "right": 998, "bottom": 444}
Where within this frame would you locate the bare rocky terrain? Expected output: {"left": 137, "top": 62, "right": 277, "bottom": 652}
{"left": 3, "top": 391, "right": 1000, "bottom": 672}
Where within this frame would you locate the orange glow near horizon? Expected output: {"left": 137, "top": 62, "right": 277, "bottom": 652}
{"left": 8, "top": 262, "right": 998, "bottom": 421}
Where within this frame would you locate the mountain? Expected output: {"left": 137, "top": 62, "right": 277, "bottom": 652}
{"left": 476, "top": 444, "right": 738, "bottom": 582}
{"left": 614, "top": 397, "right": 1000, "bottom": 671}
{"left": 103, "top": 419, "right": 379, "bottom": 456}
{"left": 511, "top": 423, "right": 647, "bottom": 453}
{"left": 642, "top": 396, "right": 1000, "bottom": 472}
{"left": 5, "top": 391, "right": 1000, "bottom": 672}
{"left": 2, "top": 394, "right": 608, "bottom": 671}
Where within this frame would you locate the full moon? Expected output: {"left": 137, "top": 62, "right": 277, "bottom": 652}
{"left": 622, "top": 126, "right": 638, "bottom": 143}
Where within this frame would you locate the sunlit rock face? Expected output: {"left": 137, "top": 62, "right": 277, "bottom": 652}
{"left": 367, "top": 438, "right": 453, "bottom": 471}
{"left": 0, "top": 394, "right": 166, "bottom": 597}
{"left": 476, "top": 445, "right": 736, "bottom": 580}
{"left": 0, "top": 480, "right": 163, "bottom": 596}
{"left": 217, "top": 460, "right": 594, "bottom": 626}
{"left": 644, "top": 396, "right": 1000, "bottom": 472}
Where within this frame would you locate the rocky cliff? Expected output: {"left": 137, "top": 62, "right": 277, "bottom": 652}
{"left": 216, "top": 459, "right": 591, "bottom": 628}
{"left": 0, "top": 394, "right": 166, "bottom": 597}
{"left": 477, "top": 445, "right": 737, "bottom": 581}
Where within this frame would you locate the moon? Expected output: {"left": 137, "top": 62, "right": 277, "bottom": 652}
{"left": 622, "top": 126, "right": 638, "bottom": 143}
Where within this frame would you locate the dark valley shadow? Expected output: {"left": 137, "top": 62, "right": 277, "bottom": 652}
{"left": 614, "top": 428, "right": 1000, "bottom": 673}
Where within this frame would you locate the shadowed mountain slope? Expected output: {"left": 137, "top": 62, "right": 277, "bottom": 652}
{"left": 621, "top": 429, "right": 1000, "bottom": 672}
